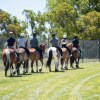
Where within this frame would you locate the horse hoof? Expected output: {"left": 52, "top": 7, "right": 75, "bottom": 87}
{"left": 13, "top": 71, "right": 16, "bottom": 75}
{"left": 65, "top": 67, "right": 68, "bottom": 70}
{"left": 39, "top": 69, "right": 42, "bottom": 72}
{"left": 31, "top": 70, "right": 34, "bottom": 73}
{"left": 61, "top": 68, "right": 64, "bottom": 70}
{"left": 55, "top": 70, "right": 59, "bottom": 72}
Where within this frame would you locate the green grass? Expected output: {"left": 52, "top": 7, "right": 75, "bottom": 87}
{"left": 0, "top": 61, "right": 100, "bottom": 100}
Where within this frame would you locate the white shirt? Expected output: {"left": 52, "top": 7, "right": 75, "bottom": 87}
{"left": 18, "top": 38, "right": 26, "bottom": 47}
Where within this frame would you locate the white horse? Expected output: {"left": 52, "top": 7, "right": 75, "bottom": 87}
{"left": 46, "top": 47, "right": 63, "bottom": 72}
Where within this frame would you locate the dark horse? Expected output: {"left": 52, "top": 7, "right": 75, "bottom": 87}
{"left": 2, "top": 48, "right": 18, "bottom": 76}
{"left": 29, "top": 44, "right": 45, "bottom": 73}
{"left": 70, "top": 47, "right": 81, "bottom": 68}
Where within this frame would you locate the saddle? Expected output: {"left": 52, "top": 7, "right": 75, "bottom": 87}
{"left": 18, "top": 48, "right": 25, "bottom": 53}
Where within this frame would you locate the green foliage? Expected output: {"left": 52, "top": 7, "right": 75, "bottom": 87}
{"left": 46, "top": 0, "right": 100, "bottom": 39}
{"left": 77, "top": 11, "right": 100, "bottom": 39}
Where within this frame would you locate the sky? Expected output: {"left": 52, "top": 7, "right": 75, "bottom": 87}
{"left": 0, "top": 0, "right": 47, "bottom": 20}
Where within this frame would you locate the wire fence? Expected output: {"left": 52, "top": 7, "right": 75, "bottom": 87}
{"left": 0, "top": 38, "right": 100, "bottom": 62}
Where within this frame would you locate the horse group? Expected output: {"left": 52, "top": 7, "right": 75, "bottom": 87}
{"left": 46, "top": 43, "right": 81, "bottom": 72}
{"left": 2, "top": 43, "right": 81, "bottom": 77}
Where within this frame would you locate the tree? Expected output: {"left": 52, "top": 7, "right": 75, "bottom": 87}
{"left": 44, "top": 2, "right": 77, "bottom": 38}
{"left": 22, "top": 9, "right": 36, "bottom": 34}
{"left": 76, "top": 11, "right": 100, "bottom": 39}
{"left": 0, "top": 10, "right": 22, "bottom": 37}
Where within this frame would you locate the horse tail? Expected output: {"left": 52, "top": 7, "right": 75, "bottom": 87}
{"left": 5, "top": 50, "right": 11, "bottom": 67}
{"left": 46, "top": 49, "right": 52, "bottom": 67}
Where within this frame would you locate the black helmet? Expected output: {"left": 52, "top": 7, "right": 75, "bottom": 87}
{"left": 33, "top": 33, "right": 36, "bottom": 37}
{"left": 52, "top": 33, "right": 55, "bottom": 37}
{"left": 74, "top": 36, "right": 78, "bottom": 39}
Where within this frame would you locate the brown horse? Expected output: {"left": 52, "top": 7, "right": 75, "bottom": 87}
{"left": 70, "top": 47, "right": 81, "bottom": 68}
{"left": 29, "top": 43, "right": 45, "bottom": 73}
{"left": 61, "top": 43, "right": 73, "bottom": 70}
{"left": 17, "top": 47, "right": 29, "bottom": 74}
{"left": 2, "top": 48, "right": 18, "bottom": 77}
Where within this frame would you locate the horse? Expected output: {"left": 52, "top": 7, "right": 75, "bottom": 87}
{"left": 2, "top": 48, "right": 18, "bottom": 77}
{"left": 61, "top": 43, "right": 73, "bottom": 70}
{"left": 70, "top": 47, "right": 81, "bottom": 68}
{"left": 16, "top": 47, "right": 29, "bottom": 74}
{"left": 46, "top": 47, "right": 63, "bottom": 72}
{"left": 29, "top": 43, "right": 45, "bottom": 73}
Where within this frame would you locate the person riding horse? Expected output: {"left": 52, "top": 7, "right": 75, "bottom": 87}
{"left": 72, "top": 36, "right": 81, "bottom": 58}
{"left": 61, "top": 34, "right": 72, "bottom": 57}
{"left": 7, "top": 31, "right": 20, "bottom": 62}
{"left": 30, "top": 32, "right": 43, "bottom": 59}
{"left": 50, "top": 33, "right": 63, "bottom": 58}
{"left": 18, "top": 33, "right": 30, "bottom": 59}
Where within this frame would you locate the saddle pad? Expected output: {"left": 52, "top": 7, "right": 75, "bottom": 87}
{"left": 29, "top": 48, "right": 36, "bottom": 53}
{"left": 5, "top": 48, "right": 14, "bottom": 53}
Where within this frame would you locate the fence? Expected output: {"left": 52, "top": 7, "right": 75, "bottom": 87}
{"left": 0, "top": 38, "right": 100, "bottom": 62}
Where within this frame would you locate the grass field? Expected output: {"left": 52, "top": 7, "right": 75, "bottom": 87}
{"left": 0, "top": 60, "right": 100, "bottom": 100}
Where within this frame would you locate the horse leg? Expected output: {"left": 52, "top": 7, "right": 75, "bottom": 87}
{"left": 49, "top": 65, "right": 51, "bottom": 72}
{"left": 16, "top": 63, "right": 21, "bottom": 75}
{"left": 61, "top": 60, "right": 64, "bottom": 70}
{"left": 55, "top": 60, "right": 59, "bottom": 72}
{"left": 10, "top": 63, "right": 13, "bottom": 76}
{"left": 65, "top": 60, "right": 68, "bottom": 70}
{"left": 5, "top": 65, "right": 9, "bottom": 77}
{"left": 70, "top": 57, "right": 74, "bottom": 68}
{"left": 26, "top": 60, "right": 29, "bottom": 73}
{"left": 31, "top": 61, "right": 34, "bottom": 73}
{"left": 23, "top": 62, "right": 26, "bottom": 74}
{"left": 36, "top": 61, "right": 38, "bottom": 73}
{"left": 76, "top": 59, "right": 79, "bottom": 68}
{"left": 39, "top": 59, "right": 43, "bottom": 72}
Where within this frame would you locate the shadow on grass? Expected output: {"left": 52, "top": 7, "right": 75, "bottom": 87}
{"left": 7, "top": 75, "right": 23, "bottom": 78}
{"left": 51, "top": 70, "right": 65, "bottom": 72}
{"left": 31, "top": 72, "right": 49, "bottom": 74}
{"left": 68, "top": 67, "right": 84, "bottom": 70}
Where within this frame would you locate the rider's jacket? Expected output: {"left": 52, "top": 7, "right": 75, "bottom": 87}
{"left": 30, "top": 37, "right": 38, "bottom": 48}
{"left": 50, "top": 37, "right": 58, "bottom": 47}
{"left": 7, "top": 37, "right": 15, "bottom": 47}
{"left": 72, "top": 39, "right": 79, "bottom": 48}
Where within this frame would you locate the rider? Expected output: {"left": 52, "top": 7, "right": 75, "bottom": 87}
{"left": 7, "top": 31, "right": 20, "bottom": 62}
{"left": 7, "top": 31, "right": 16, "bottom": 49}
{"left": 61, "top": 34, "right": 72, "bottom": 57}
{"left": 18, "top": 33, "right": 30, "bottom": 59}
{"left": 72, "top": 35, "right": 81, "bottom": 57}
{"left": 50, "top": 33, "right": 63, "bottom": 58}
{"left": 30, "top": 32, "right": 43, "bottom": 59}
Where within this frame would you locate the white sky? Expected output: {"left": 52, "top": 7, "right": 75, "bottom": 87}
{"left": 0, "top": 0, "right": 47, "bottom": 20}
